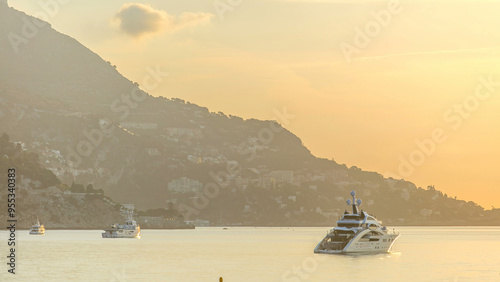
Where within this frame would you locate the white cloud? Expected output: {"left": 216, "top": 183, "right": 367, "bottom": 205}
{"left": 115, "top": 3, "right": 167, "bottom": 37}
{"left": 114, "top": 3, "right": 214, "bottom": 38}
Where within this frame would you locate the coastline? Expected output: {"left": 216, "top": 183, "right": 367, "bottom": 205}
{"left": 11, "top": 224, "right": 500, "bottom": 231}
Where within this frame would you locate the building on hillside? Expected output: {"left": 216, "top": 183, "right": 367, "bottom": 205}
{"left": 121, "top": 122, "right": 158, "bottom": 130}
{"left": 269, "top": 170, "right": 294, "bottom": 183}
{"left": 121, "top": 204, "right": 135, "bottom": 211}
{"left": 167, "top": 177, "right": 203, "bottom": 193}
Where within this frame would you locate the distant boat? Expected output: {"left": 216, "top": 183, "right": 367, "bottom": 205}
{"left": 29, "top": 220, "right": 45, "bottom": 235}
{"left": 314, "top": 191, "right": 399, "bottom": 254}
{"left": 102, "top": 211, "right": 141, "bottom": 239}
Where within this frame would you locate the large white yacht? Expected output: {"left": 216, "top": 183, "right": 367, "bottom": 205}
{"left": 314, "top": 191, "right": 399, "bottom": 254}
{"left": 102, "top": 211, "right": 141, "bottom": 239}
{"left": 29, "top": 220, "right": 45, "bottom": 235}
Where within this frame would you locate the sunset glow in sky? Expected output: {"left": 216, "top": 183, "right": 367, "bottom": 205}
{"left": 10, "top": 0, "right": 500, "bottom": 208}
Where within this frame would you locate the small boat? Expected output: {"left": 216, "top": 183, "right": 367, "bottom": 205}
{"left": 314, "top": 191, "right": 399, "bottom": 254}
{"left": 29, "top": 220, "right": 45, "bottom": 235}
{"left": 102, "top": 211, "right": 141, "bottom": 238}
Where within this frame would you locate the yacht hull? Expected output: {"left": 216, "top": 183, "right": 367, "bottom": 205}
{"left": 29, "top": 232, "right": 45, "bottom": 235}
{"left": 314, "top": 233, "right": 399, "bottom": 254}
{"left": 102, "top": 230, "right": 140, "bottom": 238}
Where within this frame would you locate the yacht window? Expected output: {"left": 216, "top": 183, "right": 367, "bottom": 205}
{"left": 338, "top": 222, "right": 360, "bottom": 228}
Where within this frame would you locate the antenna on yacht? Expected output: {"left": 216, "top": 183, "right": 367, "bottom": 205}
{"left": 348, "top": 190, "right": 362, "bottom": 214}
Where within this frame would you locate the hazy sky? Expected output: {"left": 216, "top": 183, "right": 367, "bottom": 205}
{"left": 9, "top": 0, "right": 500, "bottom": 208}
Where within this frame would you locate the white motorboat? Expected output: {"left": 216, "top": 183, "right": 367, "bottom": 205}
{"left": 29, "top": 220, "right": 45, "bottom": 235}
{"left": 314, "top": 191, "right": 399, "bottom": 254}
{"left": 102, "top": 211, "right": 141, "bottom": 238}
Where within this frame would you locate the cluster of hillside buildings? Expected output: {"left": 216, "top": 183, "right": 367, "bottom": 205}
{"left": 167, "top": 169, "right": 349, "bottom": 193}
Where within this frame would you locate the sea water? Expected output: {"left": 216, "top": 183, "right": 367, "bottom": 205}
{"left": 1, "top": 227, "right": 499, "bottom": 281}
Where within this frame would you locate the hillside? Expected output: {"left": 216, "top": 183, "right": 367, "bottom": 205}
{"left": 0, "top": 134, "right": 122, "bottom": 228}
{"left": 0, "top": 4, "right": 499, "bottom": 226}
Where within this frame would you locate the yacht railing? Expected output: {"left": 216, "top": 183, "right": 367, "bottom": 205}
{"left": 387, "top": 228, "right": 399, "bottom": 235}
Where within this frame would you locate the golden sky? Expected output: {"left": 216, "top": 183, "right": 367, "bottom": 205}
{"left": 10, "top": 0, "right": 500, "bottom": 208}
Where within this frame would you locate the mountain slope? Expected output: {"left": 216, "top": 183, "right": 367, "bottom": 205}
{"left": 0, "top": 133, "right": 122, "bottom": 228}
{"left": 0, "top": 4, "right": 498, "bottom": 226}
{"left": 0, "top": 3, "right": 132, "bottom": 105}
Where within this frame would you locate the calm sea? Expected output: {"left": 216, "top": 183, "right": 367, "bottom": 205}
{"left": 1, "top": 227, "right": 499, "bottom": 281}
